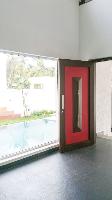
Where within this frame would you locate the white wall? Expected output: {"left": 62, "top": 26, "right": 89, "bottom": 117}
{"left": 79, "top": 0, "right": 112, "bottom": 60}
{"left": 0, "top": 0, "right": 79, "bottom": 59}
{"left": 96, "top": 61, "right": 112, "bottom": 136}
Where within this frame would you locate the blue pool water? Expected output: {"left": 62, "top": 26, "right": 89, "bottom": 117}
{"left": 0, "top": 117, "right": 58, "bottom": 158}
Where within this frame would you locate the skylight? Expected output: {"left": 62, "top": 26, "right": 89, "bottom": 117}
{"left": 79, "top": 0, "right": 92, "bottom": 6}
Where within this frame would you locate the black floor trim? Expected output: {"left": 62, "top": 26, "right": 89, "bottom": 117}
{"left": 0, "top": 146, "right": 59, "bottom": 174}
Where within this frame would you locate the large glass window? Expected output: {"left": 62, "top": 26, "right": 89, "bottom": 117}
{"left": 0, "top": 52, "right": 58, "bottom": 163}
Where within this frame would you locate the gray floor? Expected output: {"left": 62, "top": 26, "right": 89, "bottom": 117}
{"left": 0, "top": 138, "right": 112, "bottom": 200}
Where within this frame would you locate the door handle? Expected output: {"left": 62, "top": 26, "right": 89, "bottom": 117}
{"left": 61, "top": 95, "right": 64, "bottom": 110}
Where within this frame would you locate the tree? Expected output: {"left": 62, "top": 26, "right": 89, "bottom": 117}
{"left": 7, "top": 56, "right": 31, "bottom": 89}
{"left": 7, "top": 56, "right": 55, "bottom": 89}
{"left": 6, "top": 55, "right": 55, "bottom": 118}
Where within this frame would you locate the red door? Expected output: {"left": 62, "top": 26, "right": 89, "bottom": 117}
{"left": 59, "top": 60, "right": 95, "bottom": 152}
{"left": 65, "top": 66, "right": 89, "bottom": 144}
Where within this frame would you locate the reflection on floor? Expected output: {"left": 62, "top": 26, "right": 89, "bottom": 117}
{"left": 0, "top": 138, "right": 112, "bottom": 200}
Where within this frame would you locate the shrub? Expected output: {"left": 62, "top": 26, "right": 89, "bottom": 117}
{"left": 31, "top": 110, "right": 55, "bottom": 117}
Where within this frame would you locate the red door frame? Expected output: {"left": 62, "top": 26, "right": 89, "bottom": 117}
{"left": 58, "top": 59, "right": 96, "bottom": 152}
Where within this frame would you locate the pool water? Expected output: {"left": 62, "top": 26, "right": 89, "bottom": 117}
{"left": 0, "top": 116, "right": 58, "bottom": 158}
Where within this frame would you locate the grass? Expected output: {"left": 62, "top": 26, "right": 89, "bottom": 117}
{"left": 0, "top": 110, "right": 55, "bottom": 126}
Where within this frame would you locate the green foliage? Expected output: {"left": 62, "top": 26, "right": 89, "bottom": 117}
{"left": 32, "top": 110, "right": 55, "bottom": 117}
{"left": 7, "top": 56, "right": 55, "bottom": 89}
{"left": 7, "top": 56, "right": 31, "bottom": 89}
{"left": 0, "top": 110, "right": 56, "bottom": 126}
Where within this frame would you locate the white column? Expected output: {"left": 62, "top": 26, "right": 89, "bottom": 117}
{"left": 96, "top": 61, "right": 112, "bottom": 136}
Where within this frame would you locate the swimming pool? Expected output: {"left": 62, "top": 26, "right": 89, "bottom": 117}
{"left": 0, "top": 116, "right": 58, "bottom": 159}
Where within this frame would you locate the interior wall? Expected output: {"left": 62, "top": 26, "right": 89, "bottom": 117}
{"left": 0, "top": 0, "right": 79, "bottom": 59}
{"left": 79, "top": 0, "right": 112, "bottom": 60}
{"left": 96, "top": 61, "right": 112, "bottom": 136}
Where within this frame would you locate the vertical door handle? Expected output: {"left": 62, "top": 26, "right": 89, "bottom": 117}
{"left": 62, "top": 95, "right": 64, "bottom": 110}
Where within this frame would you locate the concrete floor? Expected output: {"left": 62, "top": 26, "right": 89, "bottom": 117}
{"left": 0, "top": 138, "right": 112, "bottom": 200}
